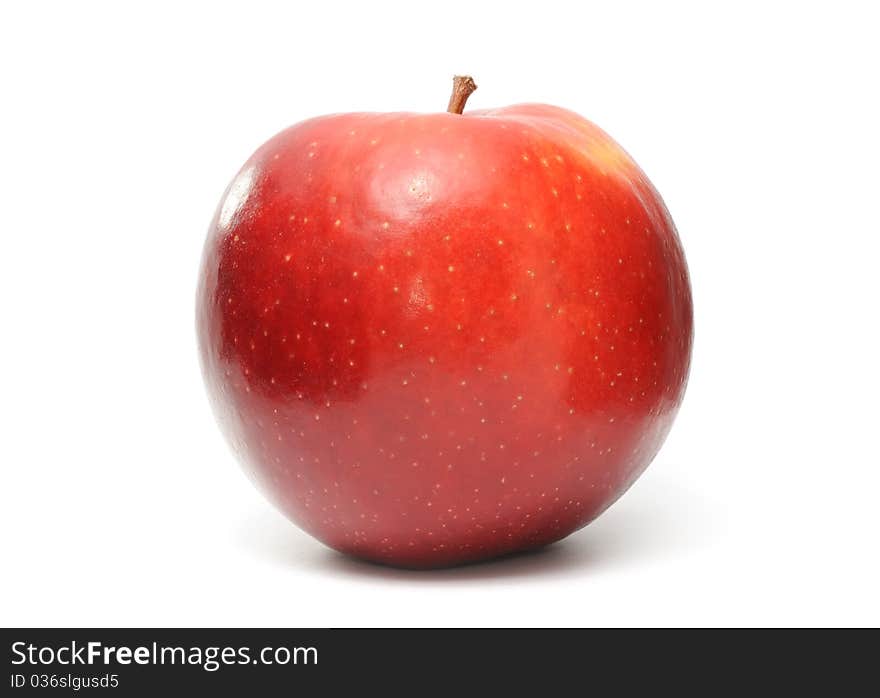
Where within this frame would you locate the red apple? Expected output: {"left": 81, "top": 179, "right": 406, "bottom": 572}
{"left": 197, "top": 77, "right": 693, "bottom": 568}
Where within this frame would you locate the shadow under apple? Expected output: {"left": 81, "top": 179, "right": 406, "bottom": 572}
{"left": 235, "top": 466, "right": 715, "bottom": 582}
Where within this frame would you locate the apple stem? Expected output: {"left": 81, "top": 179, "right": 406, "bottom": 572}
{"left": 447, "top": 76, "right": 477, "bottom": 114}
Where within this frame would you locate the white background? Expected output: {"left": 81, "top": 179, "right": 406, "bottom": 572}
{"left": 2, "top": 1, "right": 878, "bottom": 627}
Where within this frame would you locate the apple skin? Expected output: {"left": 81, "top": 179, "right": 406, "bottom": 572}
{"left": 197, "top": 101, "right": 693, "bottom": 568}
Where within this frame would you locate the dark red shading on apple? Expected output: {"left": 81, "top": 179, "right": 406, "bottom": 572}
{"left": 197, "top": 77, "right": 693, "bottom": 568}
